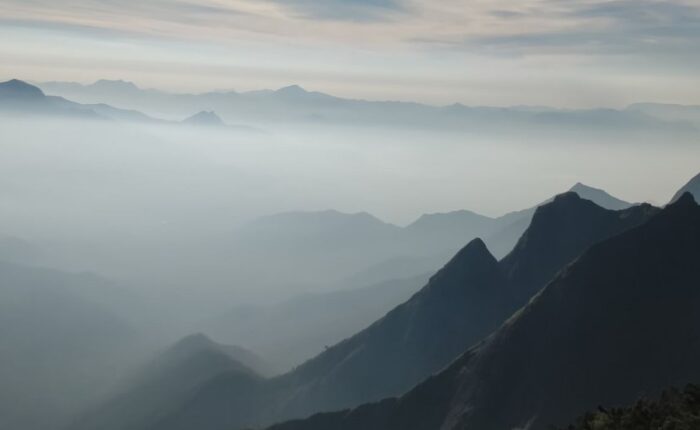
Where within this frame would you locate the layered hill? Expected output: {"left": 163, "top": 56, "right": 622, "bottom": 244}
{"left": 67, "top": 334, "right": 267, "bottom": 430}
{"left": 223, "top": 183, "right": 633, "bottom": 294}
{"left": 98, "top": 193, "right": 656, "bottom": 430}
{"left": 267, "top": 193, "right": 700, "bottom": 430}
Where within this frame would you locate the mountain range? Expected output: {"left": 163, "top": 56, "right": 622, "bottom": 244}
{"left": 221, "top": 182, "right": 633, "bottom": 294}
{"left": 0, "top": 79, "right": 241, "bottom": 129}
{"left": 267, "top": 193, "right": 700, "bottom": 430}
{"left": 37, "top": 79, "right": 698, "bottom": 134}
{"left": 69, "top": 192, "right": 658, "bottom": 430}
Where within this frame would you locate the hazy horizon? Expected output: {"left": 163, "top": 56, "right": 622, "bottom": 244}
{"left": 2, "top": 0, "right": 700, "bottom": 107}
{"left": 2, "top": 76, "right": 695, "bottom": 110}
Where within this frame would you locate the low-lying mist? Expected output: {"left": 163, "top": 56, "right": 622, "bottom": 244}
{"left": 2, "top": 117, "right": 697, "bottom": 305}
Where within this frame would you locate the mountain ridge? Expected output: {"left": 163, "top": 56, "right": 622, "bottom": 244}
{"left": 266, "top": 192, "right": 700, "bottom": 430}
{"left": 121, "top": 194, "right": 658, "bottom": 430}
{"left": 37, "top": 79, "right": 698, "bottom": 133}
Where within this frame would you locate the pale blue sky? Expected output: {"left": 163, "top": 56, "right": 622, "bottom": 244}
{"left": 1, "top": 0, "right": 699, "bottom": 106}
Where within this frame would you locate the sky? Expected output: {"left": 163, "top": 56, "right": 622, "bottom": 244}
{"left": 1, "top": 0, "right": 699, "bottom": 107}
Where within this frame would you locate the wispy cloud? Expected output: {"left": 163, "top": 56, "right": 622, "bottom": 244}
{"left": 271, "top": 0, "right": 406, "bottom": 21}
{"left": 1, "top": 0, "right": 699, "bottom": 106}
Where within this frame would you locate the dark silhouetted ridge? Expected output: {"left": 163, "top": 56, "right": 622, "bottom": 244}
{"left": 267, "top": 193, "right": 700, "bottom": 430}
{"left": 569, "top": 182, "right": 631, "bottom": 210}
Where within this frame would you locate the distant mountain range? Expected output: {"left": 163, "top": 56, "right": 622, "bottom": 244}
{"left": 628, "top": 103, "right": 700, "bottom": 127}
{"left": 68, "top": 333, "right": 269, "bottom": 430}
{"left": 71, "top": 193, "right": 657, "bottom": 430}
{"left": 0, "top": 79, "right": 250, "bottom": 130}
{"left": 266, "top": 193, "right": 700, "bottom": 430}
{"left": 222, "top": 183, "right": 633, "bottom": 293}
{"left": 0, "top": 79, "right": 157, "bottom": 122}
{"left": 37, "top": 79, "right": 698, "bottom": 133}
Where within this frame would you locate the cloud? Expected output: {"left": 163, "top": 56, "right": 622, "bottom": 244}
{"left": 270, "top": 0, "right": 406, "bottom": 21}
{"left": 424, "top": 0, "right": 700, "bottom": 58}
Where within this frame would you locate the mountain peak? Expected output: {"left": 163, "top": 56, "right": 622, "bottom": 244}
{"left": 431, "top": 238, "right": 499, "bottom": 285}
{"left": 568, "top": 182, "right": 631, "bottom": 210}
{"left": 0, "top": 79, "right": 45, "bottom": 99}
{"left": 669, "top": 191, "right": 697, "bottom": 208}
{"left": 91, "top": 79, "right": 139, "bottom": 91}
{"left": 276, "top": 84, "right": 307, "bottom": 95}
{"left": 552, "top": 190, "right": 582, "bottom": 203}
{"left": 183, "top": 110, "right": 225, "bottom": 126}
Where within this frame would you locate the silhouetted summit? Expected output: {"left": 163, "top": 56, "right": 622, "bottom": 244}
{"left": 268, "top": 192, "right": 700, "bottom": 430}
{"left": 569, "top": 182, "right": 632, "bottom": 210}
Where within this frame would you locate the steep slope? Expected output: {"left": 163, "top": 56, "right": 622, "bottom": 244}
{"left": 0, "top": 261, "right": 141, "bottom": 430}
{"left": 268, "top": 193, "right": 700, "bottom": 430}
{"left": 485, "top": 182, "right": 632, "bottom": 257}
{"left": 67, "top": 334, "right": 266, "bottom": 430}
{"left": 671, "top": 171, "right": 700, "bottom": 202}
{"left": 147, "top": 194, "right": 656, "bottom": 430}
{"left": 569, "top": 182, "right": 632, "bottom": 210}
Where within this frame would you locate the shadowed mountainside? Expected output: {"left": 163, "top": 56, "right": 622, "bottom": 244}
{"left": 267, "top": 193, "right": 700, "bottom": 430}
